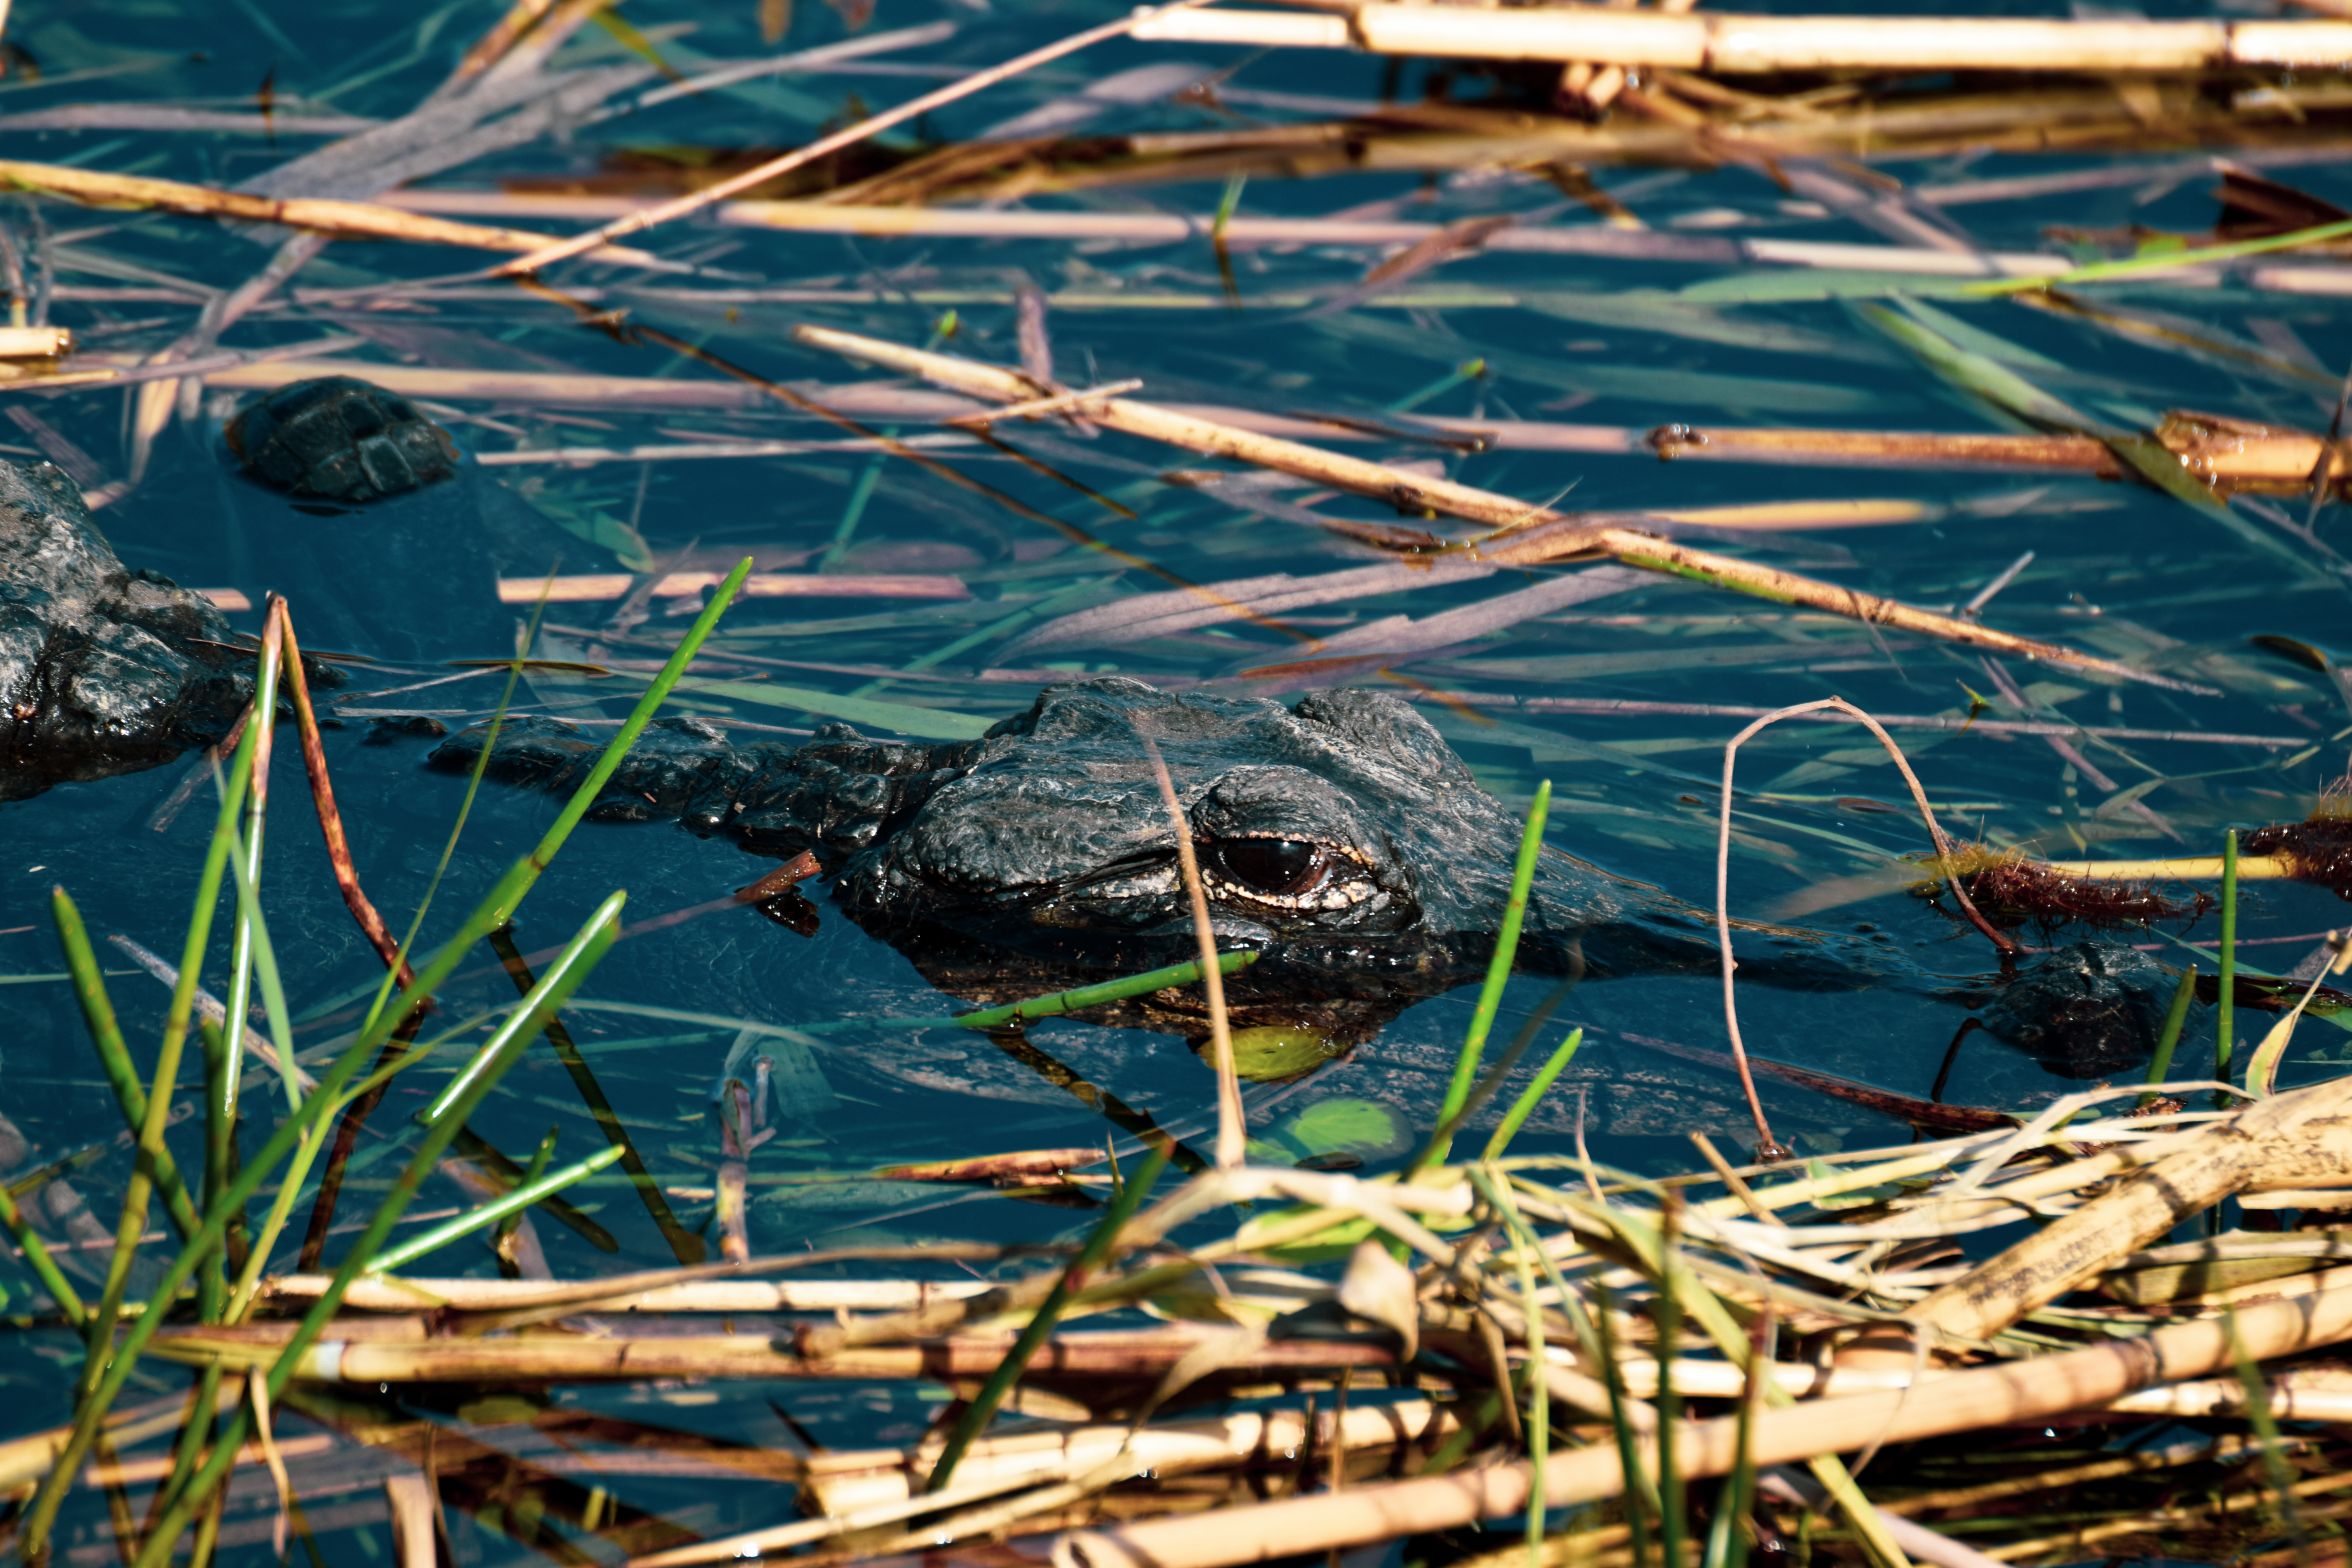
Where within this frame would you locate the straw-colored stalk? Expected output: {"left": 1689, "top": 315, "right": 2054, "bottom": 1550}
{"left": 0, "top": 325, "right": 70, "bottom": 360}
{"left": 383, "top": 1473, "right": 436, "bottom": 1568}
{"left": 205, "top": 573, "right": 968, "bottom": 609}
{"left": 1896, "top": 1076, "right": 2352, "bottom": 1348}
{"left": 492, "top": 0, "right": 1224, "bottom": 275}
{"left": 1054, "top": 1278, "right": 2352, "bottom": 1568}
{"left": 804, "top": 1398, "right": 1453, "bottom": 1516}
{"left": 265, "top": 1273, "right": 996, "bottom": 1315}
{"left": 491, "top": 570, "right": 970, "bottom": 605}
{"left": 2025, "top": 852, "right": 2303, "bottom": 883}
{"left": 0, "top": 158, "right": 668, "bottom": 267}
{"left": 447, "top": 0, "right": 561, "bottom": 83}
{"left": 1656, "top": 415, "right": 2351, "bottom": 499}
{"left": 1601, "top": 1353, "right": 2352, "bottom": 1425}
{"left": 102, "top": 347, "right": 2351, "bottom": 503}
{"left": 1145, "top": 739, "right": 1246, "bottom": 1168}
{"left": 791, "top": 323, "right": 2192, "bottom": 692}
{"left": 1133, "top": 6, "right": 2352, "bottom": 73}
{"left": 147, "top": 1324, "right": 1404, "bottom": 1384}
{"left": 388, "top": 189, "right": 2069, "bottom": 281}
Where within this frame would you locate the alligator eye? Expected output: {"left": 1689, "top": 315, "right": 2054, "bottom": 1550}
{"left": 1203, "top": 836, "right": 1333, "bottom": 899}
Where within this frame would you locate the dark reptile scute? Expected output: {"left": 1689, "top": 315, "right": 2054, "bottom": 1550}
{"left": 0, "top": 460, "right": 252, "bottom": 801}
{"left": 226, "top": 376, "right": 461, "bottom": 503}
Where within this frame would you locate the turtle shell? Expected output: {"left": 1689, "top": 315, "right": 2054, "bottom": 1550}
{"left": 226, "top": 376, "right": 461, "bottom": 503}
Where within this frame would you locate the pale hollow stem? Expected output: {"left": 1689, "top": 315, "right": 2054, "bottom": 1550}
{"left": 2029, "top": 855, "right": 2300, "bottom": 883}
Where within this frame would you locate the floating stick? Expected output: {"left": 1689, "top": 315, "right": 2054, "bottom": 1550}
{"left": 793, "top": 323, "right": 2207, "bottom": 693}
{"left": 1135, "top": 6, "right": 2352, "bottom": 74}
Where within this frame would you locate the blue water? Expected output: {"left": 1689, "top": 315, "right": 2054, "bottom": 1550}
{"left": 6, "top": 0, "right": 2352, "bottom": 1557}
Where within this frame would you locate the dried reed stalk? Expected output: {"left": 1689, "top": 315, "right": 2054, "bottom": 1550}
{"left": 493, "top": 0, "right": 1223, "bottom": 275}
{"left": 0, "top": 325, "right": 69, "bottom": 360}
{"left": 1133, "top": 6, "right": 2352, "bottom": 73}
{"left": 383, "top": 1473, "right": 436, "bottom": 1568}
{"left": 262, "top": 1272, "right": 994, "bottom": 1315}
{"left": 802, "top": 1399, "right": 1452, "bottom": 1515}
{"left": 491, "top": 571, "right": 970, "bottom": 604}
{"left": 0, "top": 159, "right": 669, "bottom": 267}
{"left": 1657, "top": 415, "right": 2352, "bottom": 497}
{"left": 791, "top": 324, "right": 2196, "bottom": 692}
{"left": 391, "top": 189, "right": 2081, "bottom": 279}
{"left": 1145, "top": 739, "right": 1246, "bottom": 1168}
{"left": 152, "top": 1325, "right": 1402, "bottom": 1385}
{"left": 274, "top": 602, "right": 414, "bottom": 985}
{"left": 1056, "top": 1278, "right": 2352, "bottom": 1568}
{"left": 137, "top": 350, "right": 2350, "bottom": 504}
{"left": 1712, "top": 697, "right": 2017, "bottom": 1156}
{"left": 1904, "top": 1076, "right": 2352, "bottom": 1345}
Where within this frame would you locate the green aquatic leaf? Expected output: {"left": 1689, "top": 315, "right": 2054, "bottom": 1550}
{"left": 1223, "top": 1025, "right": 1349, "bottom": 1083}
{"left": 1285, "top": 1098, "right": 1408, "bottom": 1160}
{"left": 692, "top": 678, "right": 993, "bottom": 740}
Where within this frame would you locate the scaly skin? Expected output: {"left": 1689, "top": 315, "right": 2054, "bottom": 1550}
{"left": 433, "top": 677, "right": 1900, "bottom": 1037}
{"left": 0, "top": 459, "right": 253, "bottom": 802}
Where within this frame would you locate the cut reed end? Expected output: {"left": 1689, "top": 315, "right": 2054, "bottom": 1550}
{"left": 2243, "top": 816, "right": 2352, "bottom": 903}
{"left": 1912, "top": 846, "right": 2205, "bottom": 931}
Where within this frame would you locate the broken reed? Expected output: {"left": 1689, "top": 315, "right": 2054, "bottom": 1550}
{"left": 20, "top": 745, "right": 2352, "bottom": 1567}
{"left": 790, "top": 323, "right": 2194, "bottom": 693}
{"left": 50, "top": 1075, "right": 2352, "bottom": 1568}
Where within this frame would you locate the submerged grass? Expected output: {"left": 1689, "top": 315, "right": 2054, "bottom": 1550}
{"left": 15, "top": 559, "right": 756, "bottom": 1559}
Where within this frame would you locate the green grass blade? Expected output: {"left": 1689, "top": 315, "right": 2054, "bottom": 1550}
{"left": 1653, "top": 1208, "right": 1686, "bottom": 1568}
{"left": 370, "top": 1135, "right": 621, "bottom": 1278}
{"left": 217, "top": 818, "right": 302, "bottom": 1109}
{"left": 491, "top": 928, "right": 704, "bottom": 1266}
{"left": 354, "top": 558, "right": 750, "bottom": 1050}
{"left": 137, "top": 892, "right": 625, "bottom": 1562}
{"left": 461, "top": 559, "right": 750, "bottom": 932}
{"left": 2225, "top": 1309, "right": 2308, "bottom": 1548}
{"left": 1589, "top": 1278, "right": 1655, "bottom": 1563}
{"left": 51, "top": 889, "right": 200, "bottom": 1244}
{"left": 73, "top": 711, "right": 262, "bottom": 1402}
{"left": 924, "top": 1141, "right": 1172, "bottom": 1494}
{"left": 502, "top": 1126, "right": 559, "bottom": 1259}
{"left": 1703, "top": 1354, "right": 1761, "bottom": 1568}
{"left": 2218, "top": 828, "right": 2239, "bottom": 1090}
{"left": 21, "top": 563, "right": 750, "bottom": 1558}
{"left": 2141, "top": 964, "right": 2200, "bottom": 1108}
{"left": 1510, "top": 1199, "right": 1550, "bottom": 1561}
{"left": 0, "top": 1175, "right": 86, "bottom": 1322}
{"left": 1211, "top": 173, "right": 1246, "bottom": 245}
{"left": 1485, "top": 1029, "right": 1585, "bottom": 1162}
{"left": 217, "top": 621, "right": 285, "bottom": 1126}
{"left": 1415, "top": 781, "right": 1550, "bottom": 1173}
{"left": 950, "top": 950, "right": 1259, "bottom": 1030}
{"left": 1961, "top": 214, "right": 2352, "bottom": 298}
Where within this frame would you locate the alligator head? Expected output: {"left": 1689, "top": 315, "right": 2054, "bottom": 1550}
{"left": 434, "top": 677, "right": 1765, "bottom": 1032}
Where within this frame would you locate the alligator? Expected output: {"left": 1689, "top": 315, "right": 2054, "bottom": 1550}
{"left": 0, "top": 458, "right": 255, "bottom": 802}
{"left": 0, "top": 380, "right": 569, "bottom": 803}
{"left": 427, "top": 676, "right": 2172, "bottom": 1080}
{"left": 0, "top": 378, "right": 2175, "bottom": 1090}
{"left": 216, "top": 376, "right": 572, "bottom": 663}
{"left": 429, "top": 678, "right": 1742, "bottom": 1036}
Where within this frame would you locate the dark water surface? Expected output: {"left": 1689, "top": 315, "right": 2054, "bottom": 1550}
{"left": 5, "top": 0, "right": 2352, "bottom": 1557}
